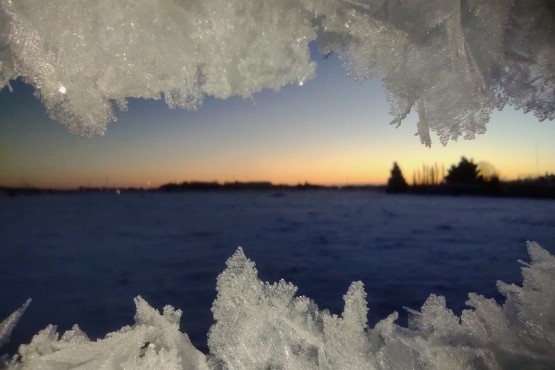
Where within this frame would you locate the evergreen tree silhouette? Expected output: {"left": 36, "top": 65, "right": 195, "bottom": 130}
{"left": 386, "top": 162, "right": 408, "bottom": 193}
{"left": 445, "top": 157, "right": 483, "bottom": 184}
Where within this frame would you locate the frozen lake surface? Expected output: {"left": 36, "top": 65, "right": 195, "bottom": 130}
{"left": 1, "top": 191, "right": 554, "bottom": 355}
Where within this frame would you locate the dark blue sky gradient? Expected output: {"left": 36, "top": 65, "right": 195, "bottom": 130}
{"left": 1, "top": 52, "right": 554, "bottom": 189}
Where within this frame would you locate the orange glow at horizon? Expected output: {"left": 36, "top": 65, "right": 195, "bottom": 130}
{"left": 1, "top": 68, "right": 554, "bottom": 190}
{"left": 2, "top": 140, "right": 553, "bottom": 190}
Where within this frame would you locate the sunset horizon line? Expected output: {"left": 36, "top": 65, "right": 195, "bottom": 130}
{"left": 2, "top": 171, "right": 553, "bottom": 192}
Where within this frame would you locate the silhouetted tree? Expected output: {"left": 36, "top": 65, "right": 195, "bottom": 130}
{"left": 445, "top": 157, "right": 483, "bottom": 184}
{"left": 387, "top": 162, "right": 408, "bottom": 193}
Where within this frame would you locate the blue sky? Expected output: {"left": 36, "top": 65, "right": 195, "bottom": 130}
{"left": 1, "top": 53, "right": 554, "bottom": 189}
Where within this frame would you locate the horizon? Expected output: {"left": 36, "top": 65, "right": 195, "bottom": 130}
{"left": 1, "top": 51, "right": 554, "bottom": 188}
{"left": 1, "top": 2, "right": 555, "bottom": 368}
{"left": 2, "top": 171, "right": 553, "bottom": 192}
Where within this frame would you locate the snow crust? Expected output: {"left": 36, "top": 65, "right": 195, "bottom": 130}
{"left": 2, "top": 241, "right": 554, "bottom": 369}
{"left": 0, "top": 0, "right": 553, "bottom": 145}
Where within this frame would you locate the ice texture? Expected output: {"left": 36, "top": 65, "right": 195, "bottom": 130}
{"left": 1, "top": 297, "right": 207, "bottom": 370}
{"left": 0, "top": 299, "right": 30, "bottom": 349}
{"left": 2, "top": 241, "right": 554, "bottom": 369}
{"left": 0, "top": 0, "right": 553, "bottom": 144}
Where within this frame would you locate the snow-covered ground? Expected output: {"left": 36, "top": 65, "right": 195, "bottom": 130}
{"left": 1, "top": 191, "right": 554, "bottom": 368}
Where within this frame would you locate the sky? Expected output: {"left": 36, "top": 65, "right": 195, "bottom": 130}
{"left": 1, "top": 54, "right": 554, "bottom": 189}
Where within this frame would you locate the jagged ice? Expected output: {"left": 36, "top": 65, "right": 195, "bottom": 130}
{"left": 1, "top": 2, "right": 554, "bottom": 369}
{"left": 0, "top": 0, "right": 553, "bottom": 145}
{"left": 1, "top": 241, "right": 554, "bottom": 369}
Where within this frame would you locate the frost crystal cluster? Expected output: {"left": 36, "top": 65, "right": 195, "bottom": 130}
{"left": 0, "top": 0, "right": 553, "bottom": 145}
{"left": 1, "top": 241, "right": 554, "bottom": 369}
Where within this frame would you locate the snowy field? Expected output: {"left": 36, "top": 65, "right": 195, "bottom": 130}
{"left": 1, "top": 190, "right": 554, "bottom": 368}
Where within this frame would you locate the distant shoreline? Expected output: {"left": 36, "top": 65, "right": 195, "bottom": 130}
{"left": 1, "top": 177, "right": 554, "bottom": 200}
{"left": 0, "top": 182, "right": 386, "bottom": 197}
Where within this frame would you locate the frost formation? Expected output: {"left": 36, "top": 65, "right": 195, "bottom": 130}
{"left": 0, "top": 0, "right": 553, "bottom": 145}
{"left": 1, "top": 242, "right": 554, "bottom": 370}
{"left": 0, "top": 299, "right": 30, "bottom": 349}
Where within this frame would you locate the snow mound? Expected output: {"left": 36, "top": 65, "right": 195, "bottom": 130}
{"left": 0, "top": 0, "right": 553, "bottom": 145}
{"left": 2, "top": 241, "right": 554, "bottom": 369}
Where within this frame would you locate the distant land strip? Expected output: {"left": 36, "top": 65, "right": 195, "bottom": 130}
{"left": 1, "top": 177, "right": 554, "bottom": 199}
{"left": 0, "top": 181, "right": 385, "bottom": 197}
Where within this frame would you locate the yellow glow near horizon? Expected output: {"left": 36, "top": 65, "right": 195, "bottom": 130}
{"left": 1, "top": 73, "right": 553, "bottom": 190}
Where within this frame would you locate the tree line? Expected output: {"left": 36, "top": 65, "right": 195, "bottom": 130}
{"left": 386, "top": 157, "right": 555, "bottom": 199}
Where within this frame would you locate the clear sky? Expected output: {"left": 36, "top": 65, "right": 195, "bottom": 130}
{"left": 1, "top": 53, "right": 554, "bottom": 189}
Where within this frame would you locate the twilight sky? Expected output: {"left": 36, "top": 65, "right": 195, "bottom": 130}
{"left": 1, "top": 53, "right": 554, "bottom": 189}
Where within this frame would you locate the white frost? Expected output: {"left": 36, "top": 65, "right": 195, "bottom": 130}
{"left": 0, "top": 299, "right": 30, "bottom": 349}
{"left": 1, "top": 297, "right": 207, "bottom": 370}
{"left": 2, "top": 241, "right": 554, "bottom": 369}
{"left": 0, "top": 0, "right": 553, "bottom": 145}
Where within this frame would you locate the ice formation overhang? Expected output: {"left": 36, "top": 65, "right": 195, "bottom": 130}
{"left": 1, "top": 242, "right": 554, "bottom": 369}
{"left": 0, "top": 0, "right": 553, "bottom": 145}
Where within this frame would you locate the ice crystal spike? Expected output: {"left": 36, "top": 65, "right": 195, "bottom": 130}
{"left": 2, "top": 242, "right": 555, "bottom": 369}
{"left": 0, "top": 299, "right": 31, "bottom": 348}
